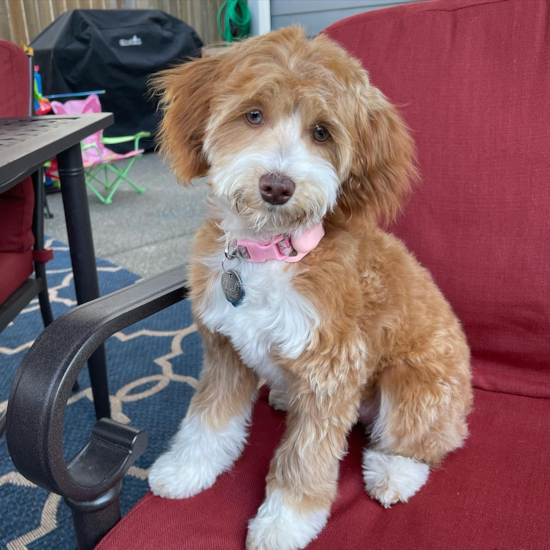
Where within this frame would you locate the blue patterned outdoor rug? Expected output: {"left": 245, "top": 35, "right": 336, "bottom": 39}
{"left": 0, "top": 239, "right": 201, "bottom": 549}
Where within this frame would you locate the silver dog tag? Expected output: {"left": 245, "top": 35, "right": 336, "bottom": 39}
{"left": 221, "top": 269, "right": 245, "bottom": 307}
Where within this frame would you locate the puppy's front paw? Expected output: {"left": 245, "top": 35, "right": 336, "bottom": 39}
{"left": 149, "top": 414, "right": 250, "bottom": 499}
{"left": 148, "top": 450, "right": 218, "bottom": 499}
{"left": 246, "top": 490, "right": 328, "bottom": 550}
{"left": 363, "top": 449, "right": 430, "bottom": 508}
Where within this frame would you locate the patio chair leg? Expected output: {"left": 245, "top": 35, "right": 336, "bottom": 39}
{"left": 104, "top": 177, "right": 124, "bottom": 205}
{"left": 37, "top": 289, "right": 54, "bottom": 331}
{"left": 84, "top": 169, "right": 110, "bottom": 204}
{"left": 106, "top": 160, "right": 146, "bottom": 194}
{"left": 44, "top": 193, "right": 54, "bottom": 219}
{"left": 84, "top": 157, "right": 146, "bottom": 204}
{"left": 66, "top": 482, "right": 122, "bottom": 550}
{"left": 124, "top": 176, "right": 146, "bottom": 194}
{"left": 36, "top": 265, "right": 80, "bottom": 392}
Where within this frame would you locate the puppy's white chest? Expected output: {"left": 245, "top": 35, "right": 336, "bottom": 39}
{"left": 196, "top": 256, "right": 319, "bottom": 386}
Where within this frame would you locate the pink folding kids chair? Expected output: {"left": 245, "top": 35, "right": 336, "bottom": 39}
{"left": 51, "top": 94, "right": 150, "bottom": 204}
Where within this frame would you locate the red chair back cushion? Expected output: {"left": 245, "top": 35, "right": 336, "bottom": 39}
{"left": 0, "top": 40, "right": 35, "bottom": 257}
{"left": 325, "top": 0, "right": 550, "bottom": 398}
{"left": 0, "top": 39, "right": 30, "bottom": 118}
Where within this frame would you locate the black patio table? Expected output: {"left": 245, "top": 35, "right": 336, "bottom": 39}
{"left": 0, "top": 114, "right": 114, "bottom": 421}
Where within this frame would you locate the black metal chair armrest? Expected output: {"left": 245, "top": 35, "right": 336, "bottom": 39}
{"left": 6, "top": 264, "right": 189, "bottom": 549}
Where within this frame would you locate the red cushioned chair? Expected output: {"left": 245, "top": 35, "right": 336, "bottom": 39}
{"left": 0, "top": 40, "right": 54, "bottom": 434}
{"left": 5, "top": 1, "right": 550, "bottom": 549}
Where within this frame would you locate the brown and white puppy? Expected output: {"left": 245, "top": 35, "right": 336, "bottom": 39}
{"left": 148, "top": 26, "right": 472, "bottom": 550}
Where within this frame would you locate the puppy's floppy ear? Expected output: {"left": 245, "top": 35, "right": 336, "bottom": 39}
{"left": 151, "top": 55, "right": 222, "bottom": 184}
{"left": 340, "top": 83, "right": 417, "bottom": 225}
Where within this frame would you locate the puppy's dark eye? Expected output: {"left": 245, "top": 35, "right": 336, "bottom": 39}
{"left": 245, "top": 110, "right": 263, "bottom": 125}
{"left": 312, "top": 125, "right": 330, "bottom": 142}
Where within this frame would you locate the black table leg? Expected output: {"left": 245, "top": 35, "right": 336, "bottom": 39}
{"left": 57, "top": 144, "right": 111, "bottom": 420}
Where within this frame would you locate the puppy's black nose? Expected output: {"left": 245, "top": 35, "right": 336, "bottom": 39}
{"left": 259, "top": 173, "right": 295, "bottom": 205}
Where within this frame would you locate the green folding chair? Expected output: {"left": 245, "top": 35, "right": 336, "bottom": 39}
{"left": 51, "top": 94, "right": 150, "bottom": 204}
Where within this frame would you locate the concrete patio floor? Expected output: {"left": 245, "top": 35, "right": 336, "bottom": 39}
{"left": 45, "top": 152, "right": 209, "bottom": 279}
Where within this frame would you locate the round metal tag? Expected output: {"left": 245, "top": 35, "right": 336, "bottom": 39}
{"left": 221, "top": 269, "right": 245, "bottom": 306}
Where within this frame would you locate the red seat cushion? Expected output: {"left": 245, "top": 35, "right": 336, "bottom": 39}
{"left": 325, "top": 0, "right": 550, "bottom": 398}
{"left": 98, "top": 387, "right": 550, "bottom": 550}
{"left": 0, "top": 178, "right": 35, "bottom": 254}
{"left": 0, "top": 250, "right": 33, "bottom": 304}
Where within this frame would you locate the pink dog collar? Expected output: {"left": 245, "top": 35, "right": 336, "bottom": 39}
{"left": 235, "top": 223, "right": 325, "bottom": 263}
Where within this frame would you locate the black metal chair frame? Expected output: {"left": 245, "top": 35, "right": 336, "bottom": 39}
{"left": 6, "top": 265, "right": 188, "bottom": 549}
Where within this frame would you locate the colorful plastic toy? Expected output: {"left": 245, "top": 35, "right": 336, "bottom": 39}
{"left": 33, "top": 66, "right": 51, "bottom": 115}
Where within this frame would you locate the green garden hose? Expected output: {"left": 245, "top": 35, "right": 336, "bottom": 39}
{"left": 217, "top": 0, "right": 251, "bottom": 42}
